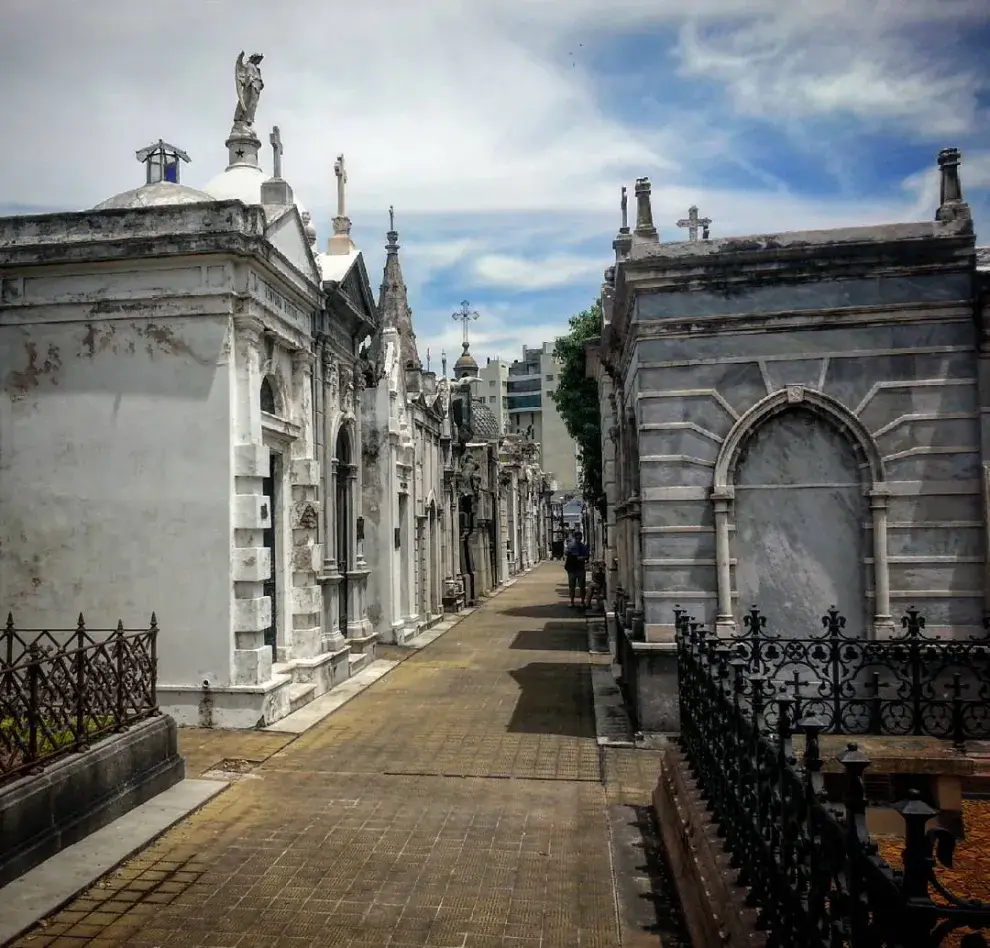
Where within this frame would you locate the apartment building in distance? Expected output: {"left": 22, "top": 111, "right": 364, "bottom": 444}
{"left": 478, "top": 357, "right": 510, "bottom": 435}
{"left": 501, "top": 342, "right": 578, "bottom": 492}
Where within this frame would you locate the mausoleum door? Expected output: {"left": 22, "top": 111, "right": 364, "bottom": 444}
{"left": 731, "top": 407, "right": 868, "bottom": 637}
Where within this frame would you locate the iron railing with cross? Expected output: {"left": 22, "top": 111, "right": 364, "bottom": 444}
{"left": 0, "top": 612, "right": 159, "bottom": 784}
{"left": 680, "top": 605, "right": 990, "bottom": 745}
{"left": 675, "top": 609, "right": 990, "bottom": 947}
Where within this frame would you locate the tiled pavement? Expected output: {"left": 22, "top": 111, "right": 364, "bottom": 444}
{"left": 10, "top": 564, "right": 676, "bottom": 948}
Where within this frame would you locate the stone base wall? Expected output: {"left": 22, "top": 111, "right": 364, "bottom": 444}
{"left": 652, "top": 740, "right": 765, "bottom": 948}
{"left": 616, "top": 626, "right": 679, "bottom": 732}
{"left": 0, "top": 715, "right": 184, "bottom": 886}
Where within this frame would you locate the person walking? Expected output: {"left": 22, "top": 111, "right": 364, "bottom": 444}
{"left": 563, "top": 531, "right": 590, "bottom": 608}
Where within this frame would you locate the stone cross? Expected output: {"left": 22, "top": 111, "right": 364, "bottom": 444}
{"left": 334, "top": 154, "right": 347, "bottom": 218}
{"left": 620, "top": 186, "right": 628, "bottom": 231}
{"left": 677, "top": 205, "right": 712, "bottom": 242}
{"left": 269, "top": 126, "right": 282, "bottom": 179}
{"left": 451, "top": 300, "right": 480, "bottom": 347}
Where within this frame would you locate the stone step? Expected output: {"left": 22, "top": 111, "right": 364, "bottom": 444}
{"left": 287, "top": 682, "right": 317, "bottom": 714}
{"left": 348, "top": 651, "right": 370, "bottom": 674}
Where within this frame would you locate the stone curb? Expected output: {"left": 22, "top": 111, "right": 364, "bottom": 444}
{"left": 0, "top": 778, "right": 227, "bottom": 946}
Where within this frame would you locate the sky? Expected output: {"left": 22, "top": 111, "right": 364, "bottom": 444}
{"left": 1, "top": 0, "right": 988, "bottom": 368}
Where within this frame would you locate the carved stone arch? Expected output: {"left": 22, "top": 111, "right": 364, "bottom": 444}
{"left": 713, "top": 387, "right": 885, "bottom": 491}
{"left": 710, "top": 385, "right": 893, "bottom": 639}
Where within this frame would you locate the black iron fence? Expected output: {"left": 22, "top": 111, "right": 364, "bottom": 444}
{"left": 675, "top": 608, "right": 990, "bottom": 948}
{"left": 1, "top": 612, "right": 159, "bottom": 784}
{"left": 706, "top": 605, "right": 990, "bottom": 744}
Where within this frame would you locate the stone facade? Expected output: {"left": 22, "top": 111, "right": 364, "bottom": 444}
{"left": 360, "top": 219, "right": 454, "bottom": 643}
{"left": 594, "top": 153, "right": 986, "bottom": 730}
{"left": 0, "top": 198, "right": 345, "bottom": 726}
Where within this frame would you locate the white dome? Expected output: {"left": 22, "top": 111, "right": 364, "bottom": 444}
{"left": 203, "top": 165, "right": 314, "bottom": 242}
{"left": 93, "top": 181, "right": 214, "bottom": 211}
{"left": 202, "top": 164, "right": 268, "bottom": 204}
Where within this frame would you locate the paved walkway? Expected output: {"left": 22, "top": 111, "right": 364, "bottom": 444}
{"left": 11, "top": 564, "right": 683, "bottom": 948}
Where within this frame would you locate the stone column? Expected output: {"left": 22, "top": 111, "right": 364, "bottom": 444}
{"left": 869, "top": 486, "right": 895, "bottom": 638}
{"left": 712, "top": 487, "right": 736, "bottom": 635}
{"left": 231, "top": 315, "right": 272, "bottom": 685}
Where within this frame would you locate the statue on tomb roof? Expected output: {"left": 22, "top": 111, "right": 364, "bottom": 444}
{"left": 234, "top": 52, "right": 264, "bottom": 128}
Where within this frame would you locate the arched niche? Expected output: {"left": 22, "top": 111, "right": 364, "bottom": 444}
{"left": 710, "top": 386, "right": 892, "bottom": 638}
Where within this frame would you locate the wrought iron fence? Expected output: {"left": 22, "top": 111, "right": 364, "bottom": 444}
{"left": 675, "top": 608, "right": 990, "bottom": 947}
{"left": 0, "top": 612, "right": 159, "bottom": 784}
{"left": 703, "top": 605, "right": 990, "bottom": 743}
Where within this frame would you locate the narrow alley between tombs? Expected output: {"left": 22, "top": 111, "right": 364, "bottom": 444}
{"left": 9, "top": 564, "right": 690, "bottom": 948}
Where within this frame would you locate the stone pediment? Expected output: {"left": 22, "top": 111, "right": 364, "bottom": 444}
{"left": 265, "top": 207, "right": 321, "bottom": 287}
{"left": 338, "top": 255, "right": 378, "bottom": 331}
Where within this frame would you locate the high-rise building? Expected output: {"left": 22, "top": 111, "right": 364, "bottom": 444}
{"left": 504, "top": 342, "right": 578, "bottom": 491}
{"left": 477, "top": 357, "right": 510, "bottom": 435}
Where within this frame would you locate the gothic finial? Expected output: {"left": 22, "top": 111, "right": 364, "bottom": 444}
{"left": 441, "top": 350, "right": 448, "bottom": 377}
{"left": 634, "top": 177, "right": 657, "bottom": 240}
{"left": 389, "top": 204, "right": 395, "bottom": 233}
{"left": 936, "top": 147, "right": 971, "bottom": 223}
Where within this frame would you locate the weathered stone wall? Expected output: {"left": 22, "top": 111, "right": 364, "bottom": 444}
{"left": 634, "top": 275, "right": 982, "bottom": 639}
{"left": 0, "top": 311, "right": 234, "bottom": 687}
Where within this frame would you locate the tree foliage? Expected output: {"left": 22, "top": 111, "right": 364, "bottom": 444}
{"left": 550, "top": 299, "right": 604, "bottom": 510}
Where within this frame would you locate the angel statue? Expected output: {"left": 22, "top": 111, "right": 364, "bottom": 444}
{"left": 233, "top": 51, "right": 264, "bottom": 127}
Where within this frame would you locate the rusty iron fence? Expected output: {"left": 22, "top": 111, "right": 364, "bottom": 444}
{"left": 0, "top": 612, "right": 159, "bottom": 784}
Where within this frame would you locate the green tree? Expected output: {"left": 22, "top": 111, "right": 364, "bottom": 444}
{"left": 550, "top": 299, "right": 604, "bottom": 510}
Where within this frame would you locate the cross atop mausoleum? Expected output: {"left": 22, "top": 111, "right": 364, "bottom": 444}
{"left": 334, "top": 154, "right": 348, "bottom": 218}
{"left": 676, "top": 205, "right": 712, "bottom": 242}
{"left": 269, "top": 127, "right": 283, "bottom": 179}
{"left": 136, "top": 140, "right": 190, "bottom": 185}
{"left": 451, "top": 300, "right": 480, "bottom": 348}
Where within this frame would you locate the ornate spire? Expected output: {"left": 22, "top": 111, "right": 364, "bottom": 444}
{"left": 936, "top": 147, "right": 971, "bottom": 224}
{"left": 377, "top": 207, "right": 421, "bottom": 370}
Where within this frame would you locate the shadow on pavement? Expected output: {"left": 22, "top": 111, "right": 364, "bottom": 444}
{"left": 509, "top": 626, "right": 587, "bottom": 651}
{"left": 501, "top": 601, "right": 581, "bottom": 619}
{"left": 506, "top": 662, "right": 595, "bottom": 738}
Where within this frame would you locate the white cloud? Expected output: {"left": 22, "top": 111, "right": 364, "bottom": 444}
{"left": 471, "top": 253, "right": 604, "bottom": 291}
{"left": 675, "top": 1, "right": 988, "bottom": 138}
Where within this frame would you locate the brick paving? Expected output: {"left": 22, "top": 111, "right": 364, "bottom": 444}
{"left": 11, "top": 565, "right": 641, "bottom": 948}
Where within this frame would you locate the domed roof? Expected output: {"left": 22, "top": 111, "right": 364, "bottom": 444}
{"left": 471, "top": 399, "right": 500, "bottom": 441}
{"left": 93, "top": 181, "right": 214, "bottom": 211}
{"left": 454, "top": 342, "right": 479, "bottom": 379}
{"left": 202, "top": 163, "right": 267, "bottom": 204}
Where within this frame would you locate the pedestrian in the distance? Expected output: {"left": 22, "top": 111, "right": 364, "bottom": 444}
{"left": 563, "top": 531, "right": 590, "bottom": 608}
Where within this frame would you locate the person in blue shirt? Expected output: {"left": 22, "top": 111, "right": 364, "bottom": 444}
{"left": 563, "top": 531, "right": 590, "bottom": 608}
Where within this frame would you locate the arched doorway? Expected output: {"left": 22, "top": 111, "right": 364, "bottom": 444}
{"left": 336, "top": 427, "right": 351, "bottom": 636}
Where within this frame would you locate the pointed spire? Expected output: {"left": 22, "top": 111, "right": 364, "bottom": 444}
{"left": 377, "top": 206, "right": 421, "bottom": 370}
